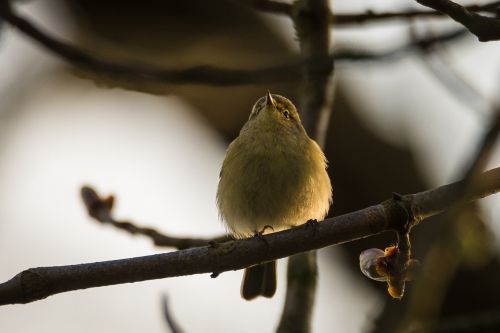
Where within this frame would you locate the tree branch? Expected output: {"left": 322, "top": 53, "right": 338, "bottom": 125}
{"left": 276, "top": 0, "right": 334, "bottom": 331}
{"left": 1, "top": 164, "right": 499, "bottom": 305}
{"left": 80, "top": 186, "right": 230, "bottom": 249}
{"left": 246, "top": 0, "right": 500, "bottom": 25}
{"left": 335, "top": 28, "right": 468, "bottom": 64}
{"left": 415, "top": 0, "right": 500, "bottom": 42}
{"left": 0, "top": 1, "right": 469, "bottom": 88}
{"left": 412, "top": 25, "right": 489, "bottom": 117}
{"left": 161, "top": 295, "right": 185, "bottom": 333}
{"left": 332, "top": 1, "right": 500, "bottom": 26}
{"left": 0, "top": 1, "right": 306, "bottom": 86}
{"left": 334, "top": 1, "right": 500, "bottom": 25}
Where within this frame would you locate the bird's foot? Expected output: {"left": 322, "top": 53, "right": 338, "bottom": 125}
{"left": 254, "top": 225, "right": 274, "bottom": 248}
{"left": 259, "top": 225, "right": 275, "bottom": 234}
{"left": 305, "top": 219, "right": 319, "bottom": 236}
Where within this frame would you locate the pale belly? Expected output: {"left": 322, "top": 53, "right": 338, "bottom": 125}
{"left": 217, "top": 149, "right": 331, "bottom": 238}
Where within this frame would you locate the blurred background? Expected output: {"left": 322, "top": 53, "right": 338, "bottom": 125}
{"left": 1, "top": 0, "right": 500, "bottom": 332}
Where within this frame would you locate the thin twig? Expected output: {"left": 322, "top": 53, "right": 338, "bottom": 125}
{"left": 1, "top": 167, "right": 500, "bottom": 306}
{"left": 334, "top": 29, "right": 467, "bottom": 63}
{"left": 414, "top": 27, "right": 489, "bottom": 117}
{"left": 81, "top": 186, "right": 230, "bottom": 249}
{"left": 0, "top": 2, "right": 306, "bottom": 86}
{"left": 334, "top": 1, "right": 500, "bottom": 25}
{"left": 161, "top": 295, "right": 185, "bottom": 333}
{"left": 0, "top": 1, "right": 472, "bottom": 89}
{"left": 246, "top": 0, "right": 500, "bottom": 25}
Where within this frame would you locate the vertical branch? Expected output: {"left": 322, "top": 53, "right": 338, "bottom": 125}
{"left": 277, "top": 0, "right": 334, "bottom": 332}
{"left": 277, "top": 253, "right": 318, "bottom": 333}
{"left": 295, "top": 0, "right": 335, "bottom": 147}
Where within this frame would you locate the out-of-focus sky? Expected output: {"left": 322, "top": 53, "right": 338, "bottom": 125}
{"left": 1, "top": 0, "right": 500, "bottom": 332}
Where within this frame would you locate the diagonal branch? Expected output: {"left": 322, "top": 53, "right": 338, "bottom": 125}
{"left": 246, "top": 0, "right": 500, "bottom": 25}
{"left": 1, "top": 167, "right": 499, "bottom": 306}
{"left": 81, "top": 186, "right": 230, "bottom": 249}
{"left": 412, "top": 24, "right": 489, "bottom": 116}
{"left": 415, "top": 0, "right": 500, "bottom": 41}
{"left": 0, "top": 1, "right": 470, "bottom": 88}
{"left": 0, "top": 1, "right": 306, "bottom": 86}
{"left": 333, "top": 1, "right": 500, "bottom": 25}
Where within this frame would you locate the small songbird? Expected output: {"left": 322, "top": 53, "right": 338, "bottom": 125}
{"left": 216, "top": 92, "right": 332, "bottom": 300}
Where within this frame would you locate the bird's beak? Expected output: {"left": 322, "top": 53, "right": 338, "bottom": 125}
{"left": 266, "top": 91, "right": 276, "bottom": 107}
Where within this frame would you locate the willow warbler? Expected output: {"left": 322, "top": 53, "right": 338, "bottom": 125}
{"left": 216, "top": 92, "right": 332, "bottom": 300}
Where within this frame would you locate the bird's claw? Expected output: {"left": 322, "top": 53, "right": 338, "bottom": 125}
{"left": 305, "top": 219, "right": 319, "bottom": 236}
{"left": 254, "top": 226, "right": 274, "bottom": 248}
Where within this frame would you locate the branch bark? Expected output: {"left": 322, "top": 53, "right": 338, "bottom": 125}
{"left": 1, "top": 169, "right": 499, "bottom": 305}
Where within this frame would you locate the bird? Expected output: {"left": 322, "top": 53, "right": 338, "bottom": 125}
{"left": 216, "top": 92, "right": 332, "bottom": 300}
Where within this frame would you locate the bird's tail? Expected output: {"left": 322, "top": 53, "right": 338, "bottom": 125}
{"left": 241, "top": 261, "right": 277, "bottom": 300}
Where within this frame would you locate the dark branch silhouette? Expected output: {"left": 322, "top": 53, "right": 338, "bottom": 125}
{"left": 414, "top": 28, "right": 489, "bottom": 116}
{"left": 415, "top": 0, "right": 500, "bottom": 41}
{"left": 247, "top": 0, "right": 500, "bottom": 25}
{"left": 0, "top": 2, "right": 305, "bottom": 86}
{"left": 0, "top": 1, "right": 474, "bottom": 89}
{"left": 333, "top": 1, "right": 500, "bottom": 25}
{"left": 277, "top": 0, "right": 334, "bottom": 331}
{"left": 161, "top": 295, "right": 185, "bottom": 333}
{"left": 81, "top": 186, "right": 230, "bottom": 249}
{"left": 1, "top": 167, "right": 500, "bottom": 306}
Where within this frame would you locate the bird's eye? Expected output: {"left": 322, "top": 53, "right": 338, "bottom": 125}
{"left": 283, "top": 110, "right": 290, "bottom": 119}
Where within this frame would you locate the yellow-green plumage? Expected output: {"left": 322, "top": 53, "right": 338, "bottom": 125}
{"left": 216, "top": 93, "right": 332, "bottom": 299}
